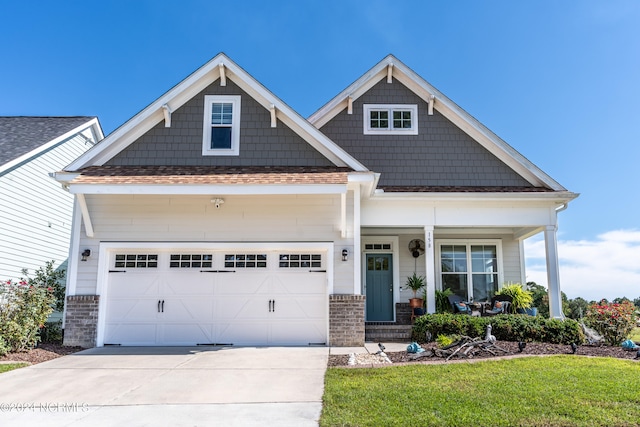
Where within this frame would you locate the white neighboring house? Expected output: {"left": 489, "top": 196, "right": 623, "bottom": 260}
{"left": 53, "top": 54, "right": 577, "bottom": 348}
{"left": 0, "top": 117, "right": 104, "bottom": 281}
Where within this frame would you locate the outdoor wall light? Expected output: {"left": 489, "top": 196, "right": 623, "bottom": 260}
{"left": 211, "top": 198, "right": 225, "bottom": 209}
{"left": 342, "top": 249, "right": 348, "bottom": 262}
{"left": 81, "top": 249, "right": 91, "bottom": 261}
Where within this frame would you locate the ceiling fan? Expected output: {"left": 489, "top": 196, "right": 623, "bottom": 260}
{"left": 408, "top": 239, "right": 425, "bottom": 258}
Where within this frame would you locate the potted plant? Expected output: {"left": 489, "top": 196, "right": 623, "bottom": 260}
{"left": 495, "top": 283, "right": 534, "bottom": 313}
{"left": 406, "top": 272, "right": 426, "bottom": 310}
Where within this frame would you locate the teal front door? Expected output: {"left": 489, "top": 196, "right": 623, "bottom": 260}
{"left": 365, "top": 254, "right": 393, "bottom": 321}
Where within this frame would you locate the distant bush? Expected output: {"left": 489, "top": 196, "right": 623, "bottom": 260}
{"left": 413, "top": 313, "right": 584, "bottom": 345}
{"left": 585, "top": 300, "right": 637, "bottom": 346}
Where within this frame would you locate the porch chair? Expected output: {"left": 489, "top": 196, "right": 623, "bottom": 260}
{"left": 447, "top": 294, "right": 472, "bottom": 315}
{"left": 482, "top": 295, "right": 512, "bottom": 316}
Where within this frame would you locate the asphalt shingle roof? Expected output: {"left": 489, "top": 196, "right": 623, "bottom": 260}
{"left": 0, "top": 116, "right": 94, "bottom": 166}
{"left": 70, "top": 165, "right": 353, "bottom": 185}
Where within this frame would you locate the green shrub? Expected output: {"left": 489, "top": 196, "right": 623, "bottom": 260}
{"left": 0, "top": 278, "right": 55, "bottom": 355}
{"left": 413, "top": 313, "right": 584, "bottom": 345}
{"left": 39, "top": 320, "right": 63, "bottom": 344}
{"left": 22, "top": 261, "right": 66, "bottom": 312}
{"left": 435, "top": 334, "right": 454, "bottom": 348}
{"left": 585, "top": 300, "right": 637, "bottom": 346}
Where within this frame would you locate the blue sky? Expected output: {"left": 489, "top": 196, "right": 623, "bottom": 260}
{"left": 1, "top": 1, "right": 638, "bottom": 300}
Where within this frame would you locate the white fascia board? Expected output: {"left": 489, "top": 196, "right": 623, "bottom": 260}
{"left": 67, "top": 183, "right": 347, "bottom": 195}
{"left": 309, "top": 60, "right": 391, "bottom": 128}
{"left": 347, "top": 171, "right": 379, "bottom": 197}
{"left": 52, "top": 171, "right": 82, "bottom": 185}
{"left": 369, "top": 190, "right": 579, "bottom": 204}
{"left": 1, "top": 117, "right": 102, "bottom": 175}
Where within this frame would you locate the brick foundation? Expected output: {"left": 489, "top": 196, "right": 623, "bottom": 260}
{"left": 329, "top": 294, "right": 366, "bottom": 346}
{"left": 63, "top": 295, "right": 100, "bottom": 348}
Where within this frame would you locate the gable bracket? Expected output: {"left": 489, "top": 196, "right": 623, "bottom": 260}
{"left": 219, "top": 63, "right": 226, "bottom": 86}
{"left": 270, "top": 104, "right": 277, "bottom": 128}
{"left": 428, "top": 95, "right": 435, "bottom": 116}
{"left": 387, "top": 63, "right": 394, "bottom": 83}
{"left": 161, "top": 104, "right": 172, "bottom": 127}
{"left": 347, "top": 96, "right": 353, "bottom": 114}
{"left": 76, "top": 194, "right": 94, "bottom": 238}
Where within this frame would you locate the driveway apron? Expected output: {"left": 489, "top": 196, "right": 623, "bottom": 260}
{"left": 0, "top": 346, "right": 329, "bottom": 426}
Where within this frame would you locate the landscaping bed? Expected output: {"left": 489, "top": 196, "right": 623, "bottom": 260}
{"left": 328, "top": 341, "right": 640, "bottom": 367}
{"left": 0, "top": 344, "right": 84, "bottom": 365}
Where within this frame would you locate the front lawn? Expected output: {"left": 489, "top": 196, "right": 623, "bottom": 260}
{"left": 0, "top": 363, "right": 28, "bottom": 374}
{"left": 321, "top": 356, "right": 640, "bottom": 427}
{"left": 629, "top": 327, "right": 640, "bottom": 343}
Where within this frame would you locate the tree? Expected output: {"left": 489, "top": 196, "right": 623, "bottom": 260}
{"left": 565, "top": 297, "right": 590, "bottom": 320}
{"left": 526, "top": 282, "right": 569, "bottom": 317}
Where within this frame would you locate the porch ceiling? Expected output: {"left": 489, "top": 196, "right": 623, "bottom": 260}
{"left": 361, "top": 226, "right": 542, "bottom": 239}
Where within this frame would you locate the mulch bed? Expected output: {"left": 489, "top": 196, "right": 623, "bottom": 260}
{"left": 0, "top": 344, "right": 84, "bottom": 365}
{"left": 328, "top": 341, "right": 640, "bottom": 367}
{"left": 3, "top": 342, "right": 638, "bottom": 368}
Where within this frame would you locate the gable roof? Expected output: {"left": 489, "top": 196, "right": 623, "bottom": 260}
{"left": 0, "top": 117, "right": 99, "bottom": 165}
{"left": 66, "top": 53, "right": 367, "bottom": 172}
{"left": 309, "top": 55, "right": 567, "bottom": 192}
{"left": 0, "top": 117, "right": 103, "bottom": 176}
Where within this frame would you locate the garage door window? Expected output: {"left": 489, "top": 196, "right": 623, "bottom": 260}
{"left": 169, "top": 254, "right": 213, "bottom": 268}
{"left": 225, "top": 254, "right": 267, "bottom": 268}
{"left": 279, "top": 254, "right": 322, "bottom": 268}
{"left": 114, "top": 254, "right": 158, "bottom": 268}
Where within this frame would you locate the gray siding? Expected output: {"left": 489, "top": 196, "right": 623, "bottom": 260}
{"left": 107, "top": 80, "right": 333, "bottom": 167}
{"left": 320, "top": 78, "right": 532, "bottom": 187}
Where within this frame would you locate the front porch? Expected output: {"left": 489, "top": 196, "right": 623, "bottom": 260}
{"left": 360, "top": 224, "right": 566, "bottom": 323}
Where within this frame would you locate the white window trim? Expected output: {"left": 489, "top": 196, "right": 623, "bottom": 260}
{"left": 363, "top": 104, "right": 418, "bottom": 135}
{"left": 435, "top": 239, "right": 504, "bottom": 301}
{"left": 202, "top": 95, "right": 241, "bottom": 156}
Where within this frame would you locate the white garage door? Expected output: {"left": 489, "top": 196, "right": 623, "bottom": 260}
{"left": 103, "top": 249, "right": 328, "bottom": 346}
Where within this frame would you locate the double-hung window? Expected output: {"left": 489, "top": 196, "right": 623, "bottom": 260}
{"left": 437, "top": 241, "right": 502, "bottom": 301}
{"left": 202, "top": 95, "right": 241, "bottom": 155}
{"left": 363, "top": 104, "right": 418, "bottom": 135}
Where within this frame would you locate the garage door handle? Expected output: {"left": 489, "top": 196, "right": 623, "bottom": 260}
{"left": 309, "top": 270, "right": 326, "bottom": 273}
{"left": 158, "top": 300, "right": 161, "bottom": 313}
{"left": 200, "top": 270, "right": 236, "bottom": 273}
{"left": 162, "top": 300, "right": 165, "bottom": 312}
{"left": 272, "top": 300, "right": 275, "bottom": 312}
{"left": 268, "top": 299, "right": 272, "bottom": 312}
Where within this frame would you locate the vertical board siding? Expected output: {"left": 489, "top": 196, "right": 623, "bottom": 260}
{"left": 0, "top": 135, "right": 92, "bottom": 280}
{"left": 74, "top": 193, "right": 355, "bottom": 295}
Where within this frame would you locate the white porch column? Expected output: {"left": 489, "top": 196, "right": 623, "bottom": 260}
{"left": 353, "top": 186, "right": 362, "bottom": 295}
{"left": 424, "top": 226, "right": 436, "bottom": 313}
{"left": 544, "top": 225, "right": 564, "bottom": 319}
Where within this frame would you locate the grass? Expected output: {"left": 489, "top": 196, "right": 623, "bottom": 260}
{"left": 321, "top": 356, "right": 640, "bottom": 427}
{"left": 629, "top": 327, "right": 640, "bottom": 343}
{"left": 0, "top": 363, "right": 28, "bottom": 374}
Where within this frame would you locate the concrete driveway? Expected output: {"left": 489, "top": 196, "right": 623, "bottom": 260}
{"left": 0, "top": 346, "right": 329, "bottom": 426}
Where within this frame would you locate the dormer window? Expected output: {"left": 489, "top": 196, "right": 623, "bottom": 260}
{"left": 363, "top": 104, "right": 418, "bottom": 135}
{"left": 202, "top": 95, "right": 241, "bottom": 155}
